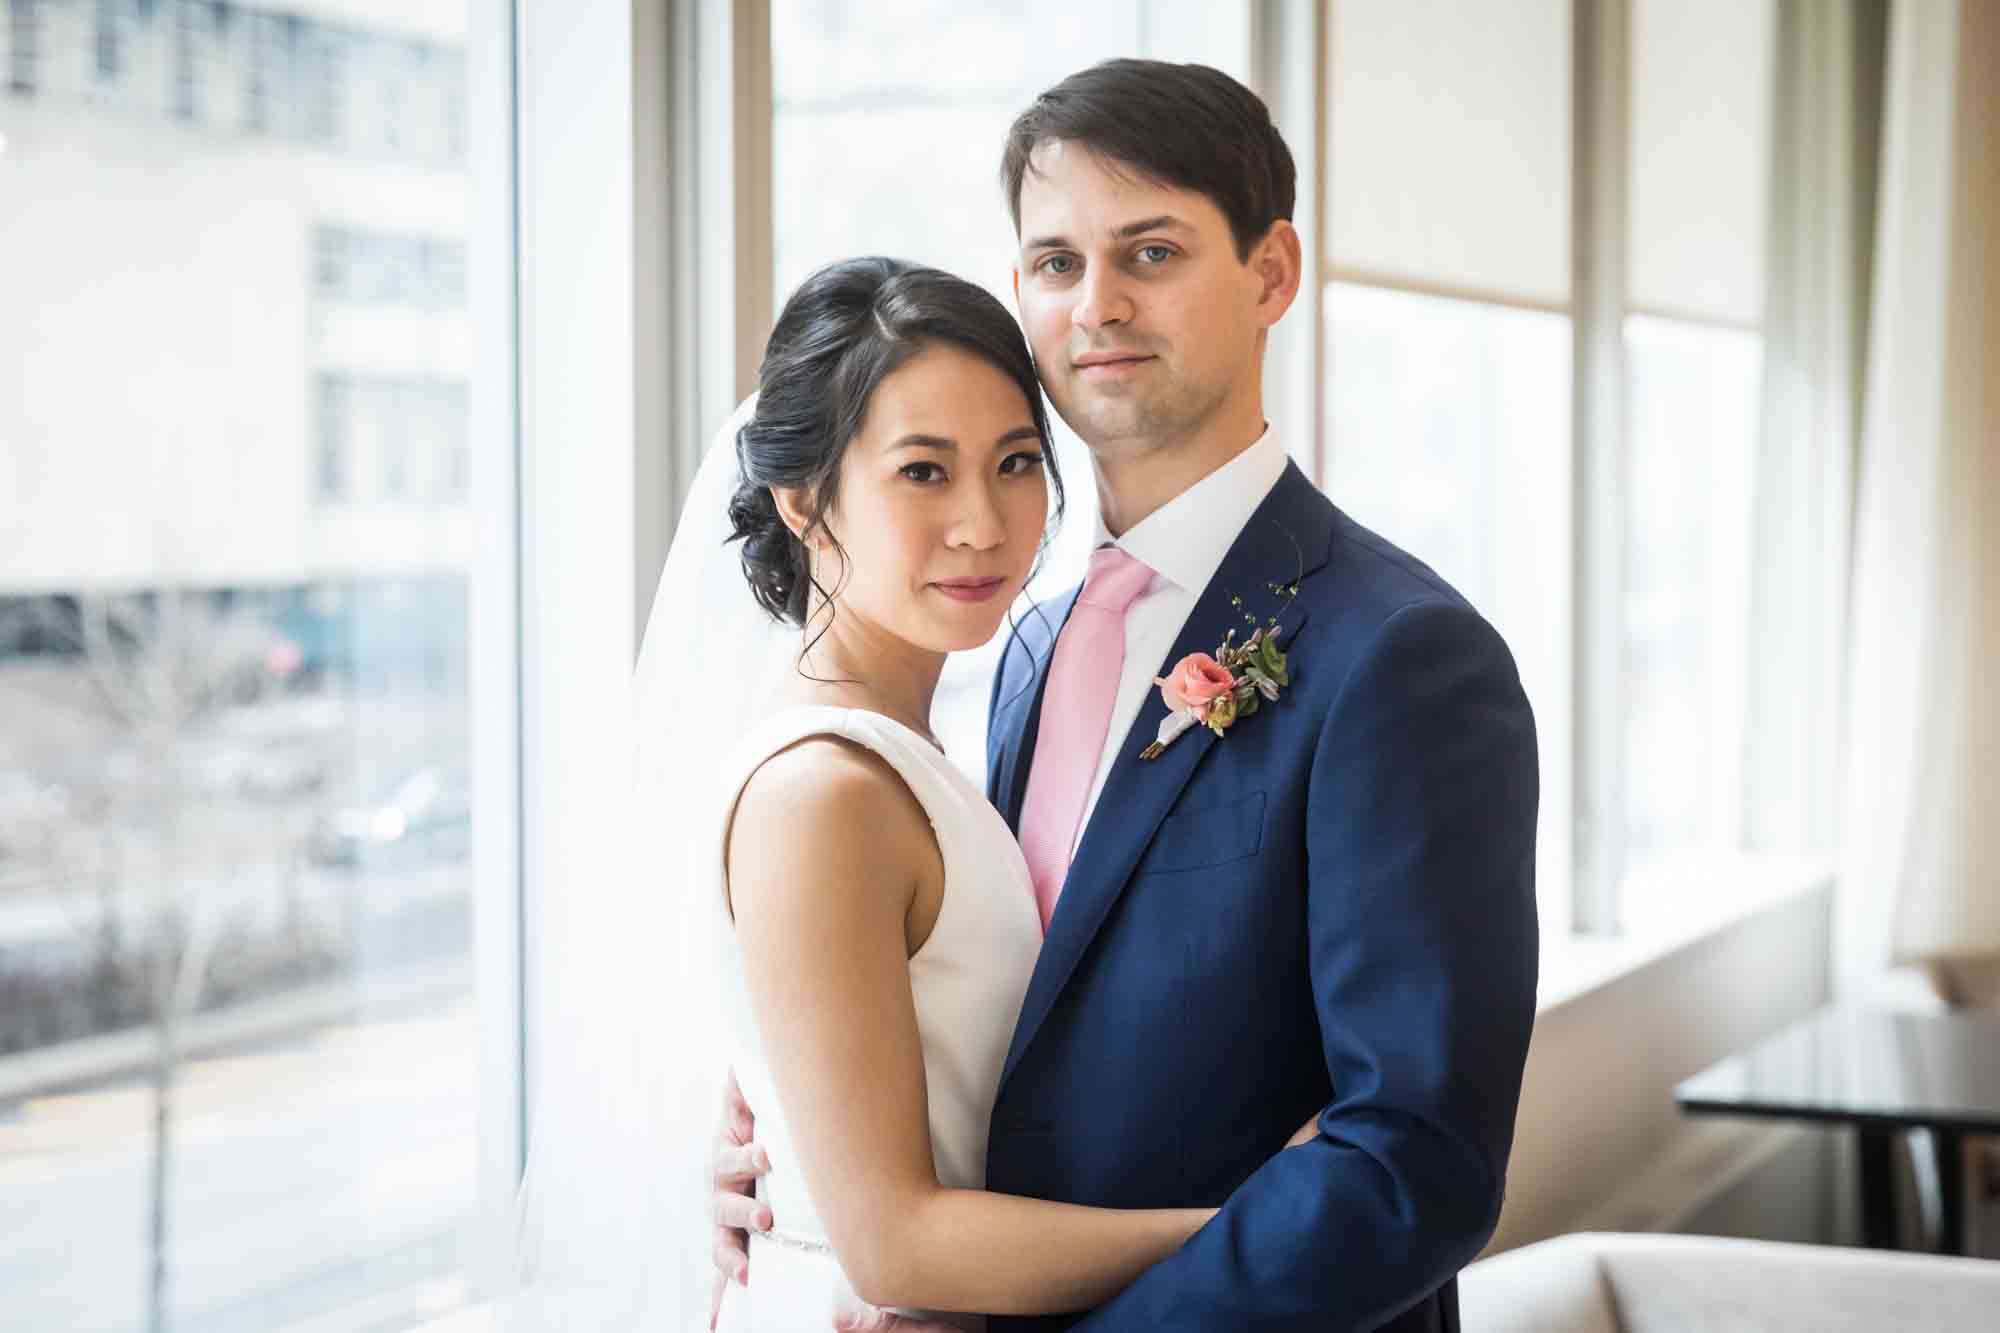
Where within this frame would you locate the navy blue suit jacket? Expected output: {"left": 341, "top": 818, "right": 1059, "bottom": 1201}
{"left": 982, "top": 461, "right": 1539, "bottom": 1331}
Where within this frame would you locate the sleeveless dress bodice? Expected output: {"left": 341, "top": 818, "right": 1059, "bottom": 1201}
{"left": 713, "top": 707, "right": 1043, "bottom": 1331}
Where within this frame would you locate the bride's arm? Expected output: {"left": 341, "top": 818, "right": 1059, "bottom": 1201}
{"left": 727, "top": 738, "right": 1212, "bottom": 1317}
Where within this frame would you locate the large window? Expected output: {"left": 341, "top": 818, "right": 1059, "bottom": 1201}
{"left": 1322, "top": 0, "right": 1787, "bottom": 934}
{"left": 1323, "top": 0, "right": 1578, "bottom": 930}
{"left": 0, "top": 3, "right": 508, "bottom": 1329}
{"left": 1616, "top": 0, "right": 1775, "bottom": 904}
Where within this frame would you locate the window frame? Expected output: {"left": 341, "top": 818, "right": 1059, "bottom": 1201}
{"left": 486, "top": 0, "right": 774, "bottom": 1261}
{"left": 1572, "top": 0, "right": 1631, "bottom": 936}
{"left": 466, "top": 0, "right": 525, "bottom": 1299}
{"left": 502, "top": 0, "right": 777, "bottom": 1241}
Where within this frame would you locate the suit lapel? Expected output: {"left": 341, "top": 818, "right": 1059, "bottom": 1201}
{"left": 999, "top": 462, "right": 1335, "bottom": 1087}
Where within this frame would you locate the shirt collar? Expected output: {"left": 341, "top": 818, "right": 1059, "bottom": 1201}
{"left": 1094, "top": 427, "right": 1289, "bottom": 594}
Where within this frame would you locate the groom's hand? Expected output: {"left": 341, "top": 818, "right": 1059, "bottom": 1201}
{"left": 710, "top": 1067, "right": 773, "bottom": 1327}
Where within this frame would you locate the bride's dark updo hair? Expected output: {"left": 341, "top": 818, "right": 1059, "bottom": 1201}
{"left": 728, "top": 257, "right": 1063, "bottom": 625}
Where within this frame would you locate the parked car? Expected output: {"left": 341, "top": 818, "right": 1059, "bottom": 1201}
{"left": 308, "top": 765, "right": 469, "bottom": 869}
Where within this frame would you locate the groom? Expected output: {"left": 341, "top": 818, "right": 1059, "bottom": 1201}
{"left": 716, "top": 59, "right": 1538, "bottom": 1331}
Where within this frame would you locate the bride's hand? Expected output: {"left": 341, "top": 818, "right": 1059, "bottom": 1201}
{"left": 710, "top": 1067, "right": 774, "bottom": 1326}
{"left": 832, "top": 1301, "right": 959, "bottom": 1332}
{"left": 1284, "top": 1111, "right": 1320, "bottom": 1150}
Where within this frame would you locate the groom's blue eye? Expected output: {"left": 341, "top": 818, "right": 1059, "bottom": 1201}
{"left": 1137, "top": 244, "right": 1174, "bottom": 264}
{"left": 1038, "top": 254, "right": 1076, "bottom": 277}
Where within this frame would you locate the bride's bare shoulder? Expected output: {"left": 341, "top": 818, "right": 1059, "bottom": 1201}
{"left": 736, "top": 731, "right": 917, "bottom": 821}
{"left": 725, "top": 733, "right": 936, "bottom": 913}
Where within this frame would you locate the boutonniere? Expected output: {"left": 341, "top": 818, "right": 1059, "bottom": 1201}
{"left": 1141, "top": 582, "right": 1297, "bottom": 761}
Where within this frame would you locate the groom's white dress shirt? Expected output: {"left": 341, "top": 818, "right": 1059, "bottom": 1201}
{"left": 1065, "top": 427, "right": 1290, "bottom": 855}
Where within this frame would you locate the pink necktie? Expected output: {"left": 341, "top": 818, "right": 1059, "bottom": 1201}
{"left": 1018, "top": 546, "right": 1157, "bottom": 933}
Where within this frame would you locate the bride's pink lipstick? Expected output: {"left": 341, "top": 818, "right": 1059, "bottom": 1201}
{"left": 932, "top": 577, "right": 1007, "bottom": 603}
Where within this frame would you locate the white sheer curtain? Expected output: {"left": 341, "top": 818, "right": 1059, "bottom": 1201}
{"left": 1837, "top": 0, "right": 2000, "bottom": 990}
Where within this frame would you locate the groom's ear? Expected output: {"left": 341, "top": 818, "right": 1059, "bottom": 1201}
{"left": 1010, "top": 263, "right": 1021, "bottom": 309}
{"left": 1250, "top": 220, "right": 1303, "bottom": 328}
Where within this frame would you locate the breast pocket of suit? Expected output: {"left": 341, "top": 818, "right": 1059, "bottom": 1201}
{"left": 1136, "top": 788, "right": 1266, "bottom": 875}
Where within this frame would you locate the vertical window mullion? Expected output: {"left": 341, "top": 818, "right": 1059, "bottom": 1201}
{"left": 1251, "top": 0, "right": 1325, "bottom": 481}
{"left": 690, "top": 0, "right": 771, "bottom": 446}
{"left": 1571, "top": 0, "right": 1630, "bottom": 935}
{"left": 650, "top": 0, "right": 771, "bottom": 641}
{"left": 467, "top": 0, "right": 525, "bottom": 1275}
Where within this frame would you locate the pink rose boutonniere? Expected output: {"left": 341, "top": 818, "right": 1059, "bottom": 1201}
{"left": 1158, "top": 652, "right": 1237, "bottom": 717}
{"left": 1141, "top": 620, "right": 1292, "bottom": 761}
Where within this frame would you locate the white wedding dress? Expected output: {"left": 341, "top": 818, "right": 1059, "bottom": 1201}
{"left": 712, "top": 705, "right": 1044, "bottom": 1332}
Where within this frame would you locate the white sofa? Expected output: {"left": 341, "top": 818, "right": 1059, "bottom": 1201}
{"left": 429, "top": 1233, "right": 2000, "bottom": 1332}
{"left": 1458, "top": 1232, "right": 2000, "bottom": 1332}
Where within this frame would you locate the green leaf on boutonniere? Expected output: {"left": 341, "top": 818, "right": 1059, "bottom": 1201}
{"left": 1259, "top": 636, "right": 1288, "bottom": 685}
{"left": 1236, "top": 688, "right": 1260, "bottom": 718}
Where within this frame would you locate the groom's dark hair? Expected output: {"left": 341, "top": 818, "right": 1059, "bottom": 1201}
{"left": 1001, "top": 59, "right": 1296, "bottom": 261}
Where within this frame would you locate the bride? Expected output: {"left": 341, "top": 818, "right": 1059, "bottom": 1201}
{"left": 507, "top": 257, "right": 1298, "bottom": 1330}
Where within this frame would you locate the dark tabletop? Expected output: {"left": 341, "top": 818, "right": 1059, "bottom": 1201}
{"left": 1675, "top": 1007, "right": 2000, "bottom": 1133}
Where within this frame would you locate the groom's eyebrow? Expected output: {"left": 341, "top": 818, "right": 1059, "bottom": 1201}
{"left": 1112, "top": 214, "right": 1192, "bottom": 239}
{"left": 1022, "top": 215, "right": 1195, "bottom": 252}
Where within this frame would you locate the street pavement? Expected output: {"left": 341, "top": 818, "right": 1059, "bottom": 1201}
{"left": 0, "top": 996, "right": 480, "bottom": 1332}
